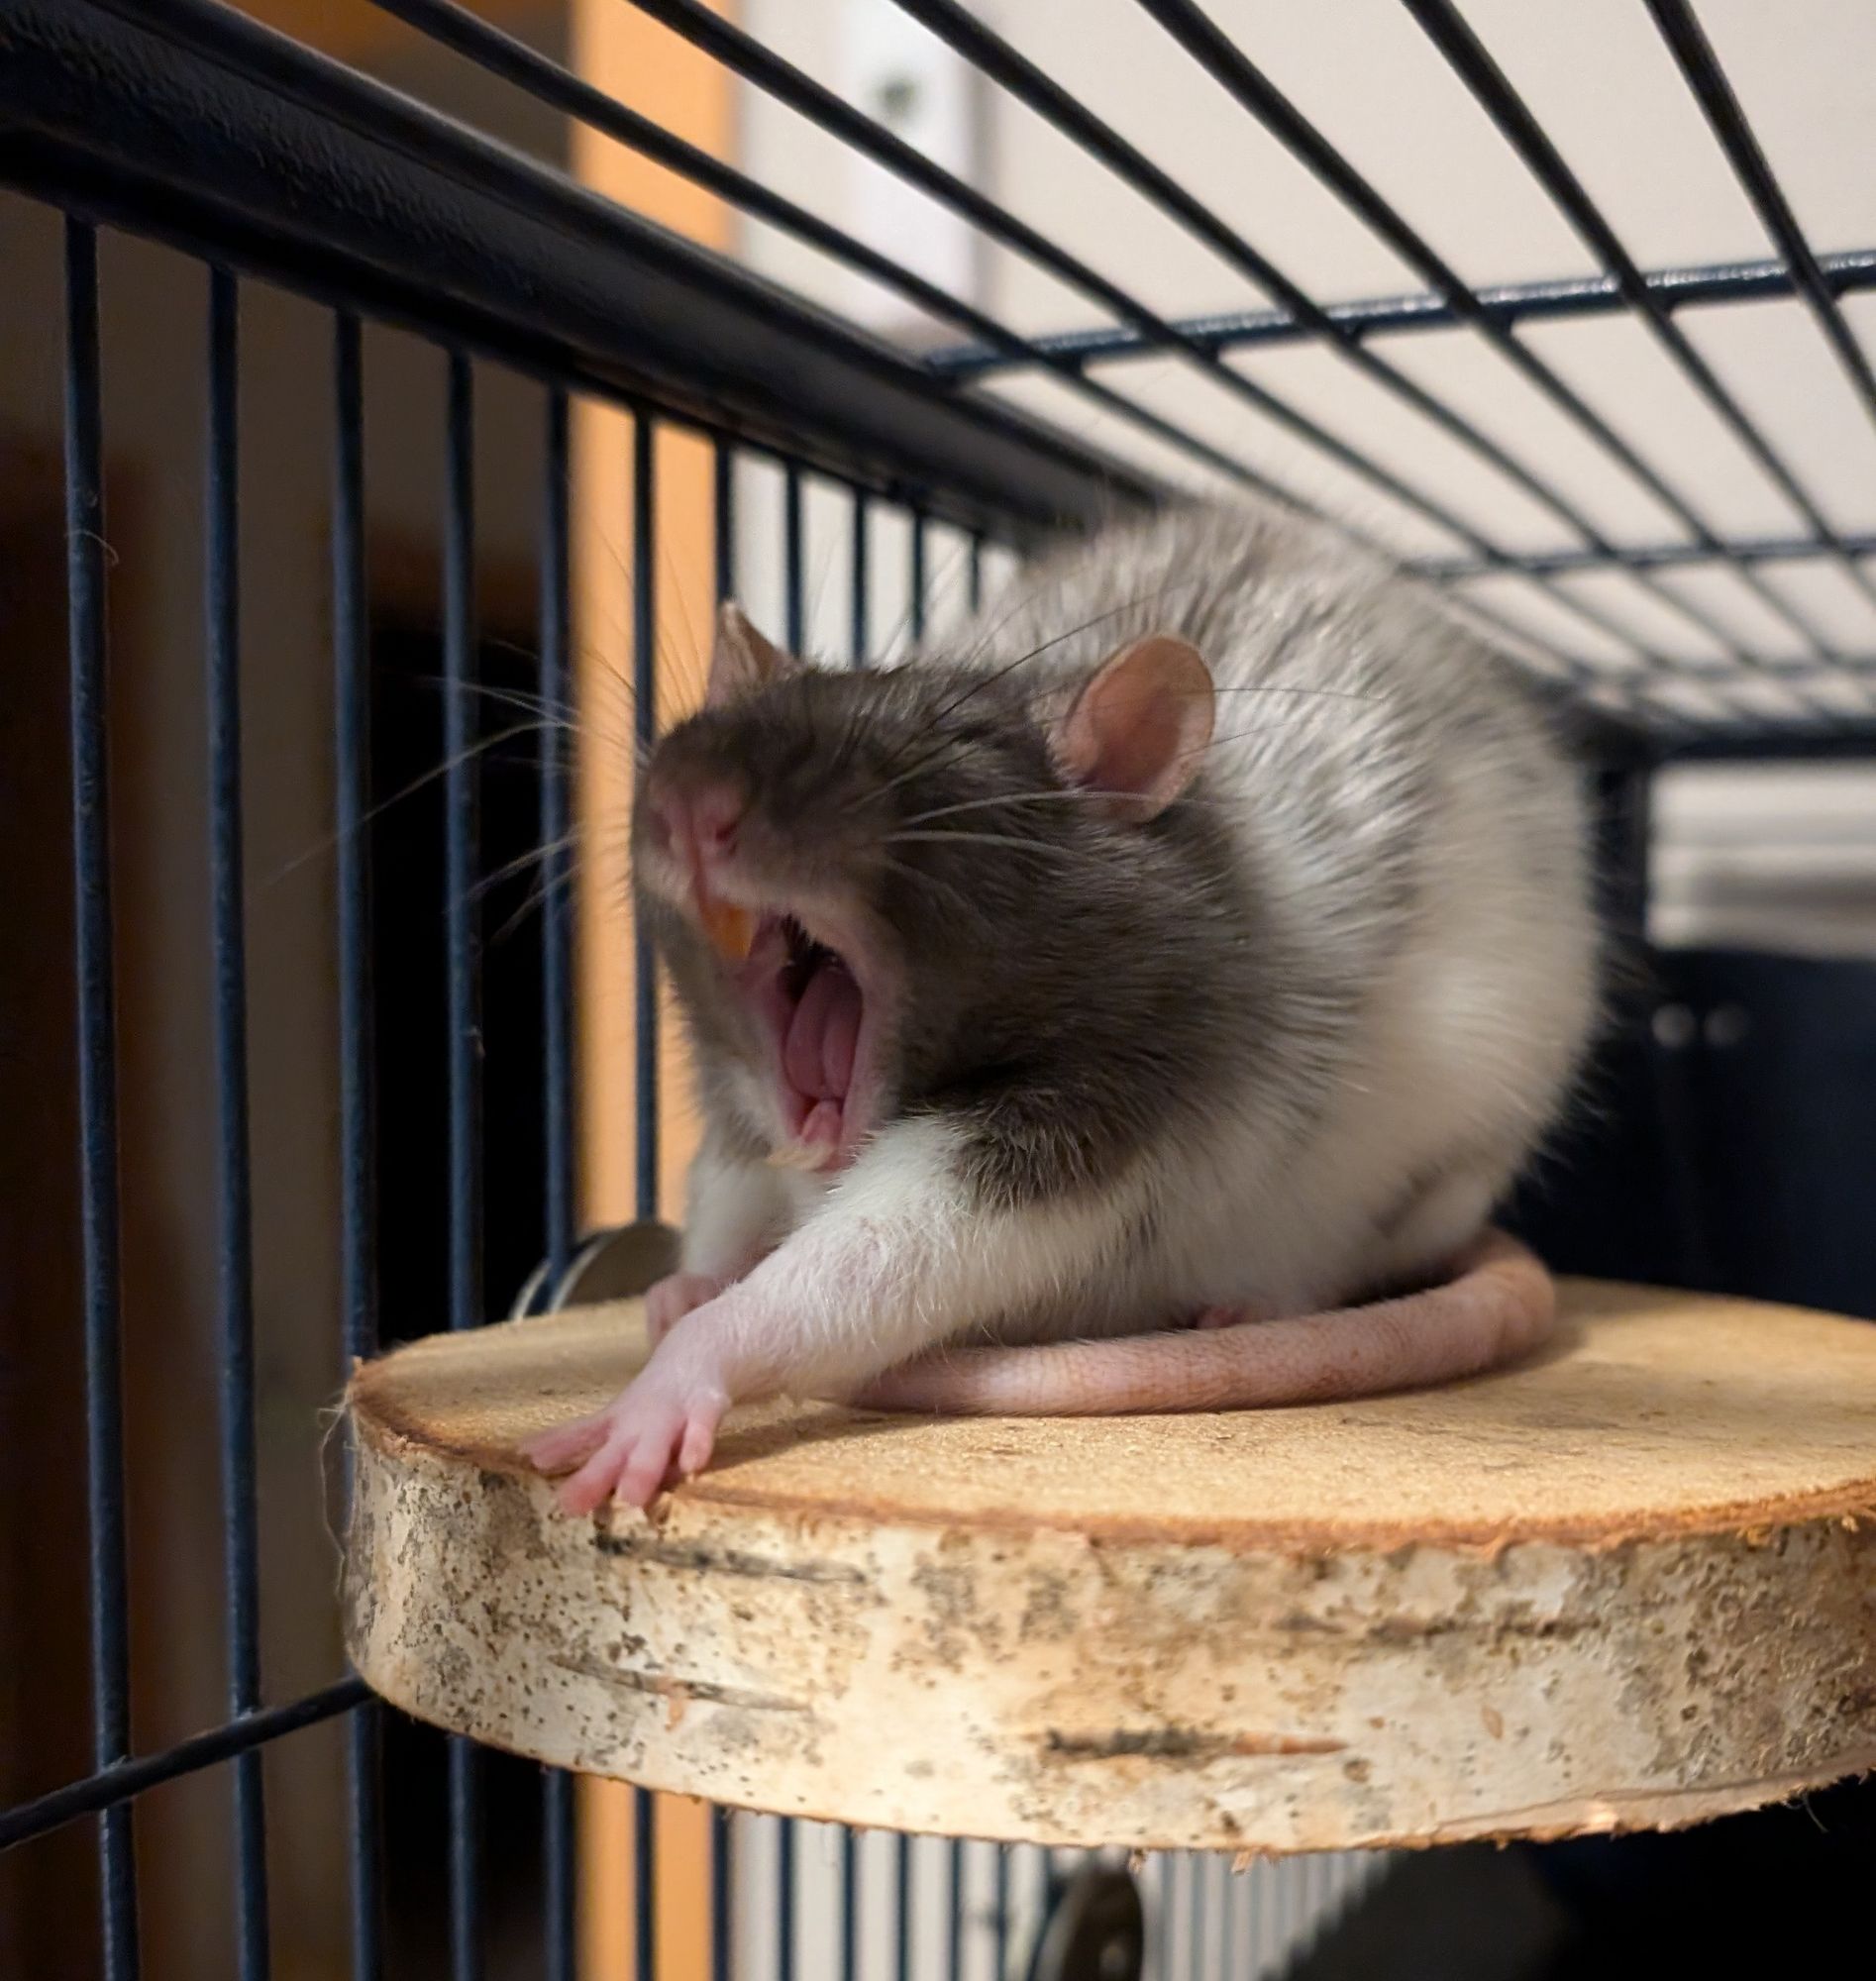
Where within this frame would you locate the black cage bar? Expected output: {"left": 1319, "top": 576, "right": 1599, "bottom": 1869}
{"left": 4, "top": 0, "right": 1876, "bottom": 1977}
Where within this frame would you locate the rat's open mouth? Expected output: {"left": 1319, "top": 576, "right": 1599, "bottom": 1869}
{"left": 741, "top": 911, "right": 879, "bottom": 1170}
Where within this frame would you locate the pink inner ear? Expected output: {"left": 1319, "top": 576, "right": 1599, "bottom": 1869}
{"left": 1059, "top": 635, "right": 1214, "bottom": 821}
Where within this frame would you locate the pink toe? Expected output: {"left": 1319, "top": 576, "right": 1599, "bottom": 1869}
{"left": 559, "top": 1436, "right": 631, "bottom": 1514}
{"left": 616, "top": 1439, "right": 674, "bottom": 1509}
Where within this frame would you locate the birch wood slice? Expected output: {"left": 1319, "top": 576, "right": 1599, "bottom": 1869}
{"left": 344, "top": 1281, "right": 1876, "bottom": 1852}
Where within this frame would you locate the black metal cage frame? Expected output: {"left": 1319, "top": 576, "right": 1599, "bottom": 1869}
{"left": 4, "top": 1, "right": 1874, "bottom": 1977}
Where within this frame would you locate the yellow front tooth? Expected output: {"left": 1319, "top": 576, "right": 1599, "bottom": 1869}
{"left": 701, "top": 897, "right": 755, "bottom": 962}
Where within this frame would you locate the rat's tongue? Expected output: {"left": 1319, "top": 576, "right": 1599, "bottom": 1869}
{"left": 783, "top": 957, "right": 862, "bottom": 1111}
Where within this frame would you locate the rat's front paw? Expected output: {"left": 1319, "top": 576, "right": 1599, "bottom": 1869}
{"left": 645, "top": 1270, "right": 728, "bottom": 1345}
{"left": 520, "top": 1354, "right": 729, "bottom": 1512}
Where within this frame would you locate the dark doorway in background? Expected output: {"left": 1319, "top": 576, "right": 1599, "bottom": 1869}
{"left": 366, "top": 600, "right": 557, "bottom": 1977}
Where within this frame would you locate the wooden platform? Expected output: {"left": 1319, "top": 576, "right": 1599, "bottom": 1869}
{"left": 345, "top": 1281, "right": 1876, "bottom": 1852}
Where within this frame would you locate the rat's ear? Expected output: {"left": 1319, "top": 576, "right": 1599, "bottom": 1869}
{"left": 1052, "top": 634, "right": 1214, "bottom": 822}
{"left": 707, "top": 601, "right": 792, "bottom": 708}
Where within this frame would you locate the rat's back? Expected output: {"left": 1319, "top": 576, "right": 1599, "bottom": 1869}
{"left": 972, "top": 503, "right": 1599, "bottom": 1320}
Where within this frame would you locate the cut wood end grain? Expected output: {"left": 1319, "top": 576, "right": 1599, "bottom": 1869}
{"left": 344, "top": 1280, "right": 1876, "bottom": 1851}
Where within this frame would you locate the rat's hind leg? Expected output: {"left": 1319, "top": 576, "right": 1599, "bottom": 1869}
{"left": 1184, "top": 1160, "right": 1505, "bottom": 1334}
{"left": 1365, "top": 1163, "right": 1506, "bottom": 1294}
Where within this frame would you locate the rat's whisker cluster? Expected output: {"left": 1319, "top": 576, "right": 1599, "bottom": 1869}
{"left": 268, "top": 716, "right": 569, "bottom": 886}
{"left": 463, "top": 830, "right": 583, "bottom": 907}
{"left": 489, "top": 853, "right": 584, "bottom": 945}
{"left": 895, "top": 788, "right": 1095, "bottom": 829}
{"left": 882, "top": 829, "right": 1076, "bottom": 858}
{"left": 877, "top": 853, "right": 977, "bottom": 921}
{"left": 1204, "top": 683, "right": 1379, "bottom": 703}
{"left": 1195, "top": 719, "right": 1306, "bottom": 756}
{"left": 428, "top": 672, "right": 579, "bottom": 725}
{"left": 861, "top": 728, "right": 976, "bottom": 807}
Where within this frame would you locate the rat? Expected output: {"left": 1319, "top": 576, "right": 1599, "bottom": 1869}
{"left": 520, "top": 501, "right": 1598, "bottom": 1511}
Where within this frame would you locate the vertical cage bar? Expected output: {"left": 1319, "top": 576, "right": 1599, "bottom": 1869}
{"left": 908, "top": 509, "right": 927, "bottom": 646}
{"left": 539, "top": 385, "right": 577, "bottom": 1981}
{"left": 332, "top": 308, "right": 383, "bottom": 1981}
{"left": 1154, "top": 1855, "right": 1173, "bottom": 1981}
{"left": 839, "top": 1826, "right": 859, "bottom": 1981}
{"left": 1594, "top": 761, "right": 1653, "bottom": 943}
{"left": 894, "top": 1833, "right": 912, "bottom": 1981}
{"left": 542, "top": 1775, "right": 574, "bottom": 1981}
{"left": 946, "top": 1838, "right": 964, "bottom": 1981}
{"left": 713, "top": 438, "right": 735, "bottom": 604}
{"left": 775, "top": 460, "right": 800, "bottom": 1973}
{"left": 447, "top": 1714, "right": 481, "bottom": 1956}
{"left": 967, "top": 531, "right": 984, "bottom": 618}
{"left": 1223, "top": 1853, "right": 1237, "bottom": 1977}
{"left": 708, "top": 435, "right": 734, "bottom": 1981}
{"left": 1187, "top": 1853, "right": 1202, "bottom": 1980}
{"left": 774, "top": 460, "right": 800, "bottom": 1981}
{"left": 443, "top": 346, "right": 484, "bottom": 1981}
{"left": 635, "top": 1788, "right": 657, "bottom": 1981}
{"left": 710, "top": 1807, "right": 734, "bottom": 1981}
{"left": 633, "top": 413, "right": 659, "bottom": 1219}
{"left": 541, "top": 386, "right": 576, "bottom": 1291}
{"left": 776, "top": 1815, "right": 796, "bottom": 1981}
{"left": 205, "top": 263, "right": 271, "bottom": 1981}
{"left": 849, "top": 488, "right": 869, "bottom": 669}
{"left": 992, "top": 1845, "right": 1009, "bottom": 1981}
{"left": 443, "top": 350, "right": 483, "bottom": 1319}
{"left": 64, "top": 215, "right": 142, "bottom": 1981}
{"left": 782, "top": 461, "right": 804, "bottom": 654}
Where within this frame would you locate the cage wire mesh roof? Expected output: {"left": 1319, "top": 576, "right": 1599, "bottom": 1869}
{"left": 352, "top": 0, "right": 1876, "bottom": 751}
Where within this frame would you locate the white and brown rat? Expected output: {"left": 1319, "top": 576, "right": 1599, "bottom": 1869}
{"left": 522, "top": 502, "right": 1598, "bottom": 1511}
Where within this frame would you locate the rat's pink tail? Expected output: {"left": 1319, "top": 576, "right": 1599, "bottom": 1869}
{"left": 850, "top": 1230, "right": 1555, "bottom": 1416}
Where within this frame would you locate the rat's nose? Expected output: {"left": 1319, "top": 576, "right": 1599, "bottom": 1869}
{"left": 649, "top": 780, "right": 743, "bottom": 871}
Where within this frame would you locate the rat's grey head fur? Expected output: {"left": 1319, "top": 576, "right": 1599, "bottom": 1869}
{"left": 636, "top": 635, "right": 1272, "bottom": 1202}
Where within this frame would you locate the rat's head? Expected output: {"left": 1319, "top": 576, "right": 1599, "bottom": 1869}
{"left": 635, "top": 603, "right": 1217, "bottom": 1173}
